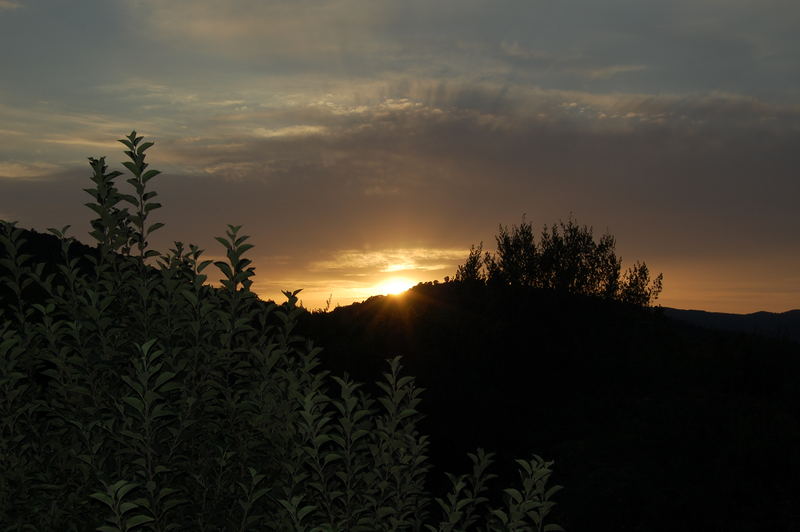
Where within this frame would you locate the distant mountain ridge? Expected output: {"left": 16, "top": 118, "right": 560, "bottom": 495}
{"left": 662, "top": 307, "right": 800, "bottom": 344}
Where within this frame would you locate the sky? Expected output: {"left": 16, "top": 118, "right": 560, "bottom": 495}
{"left": 1, "top": 0, "right": 798, "bottom": 313}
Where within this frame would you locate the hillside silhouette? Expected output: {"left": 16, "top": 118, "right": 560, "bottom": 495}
{"left": 298, "top": 282, "right": 800, "bottom": 531}
{"left": 664, "top": 307, "right": 800, "bottom": 344}
{"left": 3, "top": 226, "right": 800, "bottom": 531}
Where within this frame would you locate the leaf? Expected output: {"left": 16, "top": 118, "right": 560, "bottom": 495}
{"left": 214, "top": 261, "right": 233, "bottom": 279}
{"left": 297, "top": 504, "right": 317, "bottom": 521}
{"left": 397, "top": 408, "right": 417, "bottom": 420}
{"left": 89, "top": 492, "right": 113, "bottom": 508}
{"left": 121, "top": 375, "right": 144, "bottom": 396}
{"left": 153, "top": 371, "right": 176, "bottom": 390}
{"left": 117, "top": 481, "right": 141, "bottom": 501}
{"left": 545, "top": 485, "right": 563, "bottom": 499}
{"left": 125, "top": 514, "right": 155, "bottom": 529}
{"left": 137, "top": 141, "right": 154, "bottom": 154}
{"left": 181, "top": 289, "right": 198, "bottom": 306}
{"left": 250, "top": 488, "right": 270, "bottom": 502}
{"left": 122, "top": 161, "right": 140, "bottom": 175}
{"left": 236, "top": 243, "right": 255, "bottom": 255}
{"left": 122, "top": 396, "right": 146, "bottom": 416}
{"left": 504, "top": 488, "right": 523, "bottom": 504}
{"left": 118, "top": 502, "right": 138, "bottom": 514}
{"left": 147, "top": 222, "right": 165, "bottom": 234}
{"left": 142, "top": 169, "right": 161, "bottom": 182}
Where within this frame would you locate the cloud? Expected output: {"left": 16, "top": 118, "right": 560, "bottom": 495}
{"left": 127, "top": 0, "right": 390, "bottom": 64}
{"left": 584, "top": 65, "right": 648, "bottom": 80}
{"left": 42, "top": 136, "right": 122, "bottom": 149}
{"left": 254, "top": 125, "right": 328, "bottom": 138}
{"left": 117, "top": 81, "right": 797, "bottom": 281}
{"left": 309, "top": 248, "right": 466, "bottom": 275}
{"left": 0, "top": 161, "right": 59, "bottom": 179}
{"left": 2, "top": 0, "right": 799, "bottom": 312}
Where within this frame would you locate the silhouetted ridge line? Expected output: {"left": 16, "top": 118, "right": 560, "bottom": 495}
{"left": 663, "top": 307, "right": 800, "bottom": 344}
{"left": 300, "top": 281, "right": 800, "bottom": 532}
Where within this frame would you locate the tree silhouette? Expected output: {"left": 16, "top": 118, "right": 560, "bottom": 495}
{"left": 456, "top": 215, "right": 663, "bottom": 306}
{"left": 454, "top": 242, "right": 485, "bottom": 282}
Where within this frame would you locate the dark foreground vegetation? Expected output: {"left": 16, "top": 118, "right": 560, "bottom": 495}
{"left": 0, "top": 133, "right": 564, "bottom": 531}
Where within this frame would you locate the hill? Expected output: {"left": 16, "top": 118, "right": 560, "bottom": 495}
{"left": 298, "top": 282, "right": 800, "bottom": 532}
{"left": 663, "top": 307, "right": 800, "bottom": 344}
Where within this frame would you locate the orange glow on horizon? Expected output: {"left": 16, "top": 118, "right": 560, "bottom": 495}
{"left": 373, "top": 277, "right": 416, "bottom": 296}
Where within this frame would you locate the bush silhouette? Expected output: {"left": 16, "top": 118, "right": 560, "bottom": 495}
{"left": 0, "top": 131, "right": 564, "bottom": 531}
{"left": 456, "top": 216, "right": 662, "bottom": 306}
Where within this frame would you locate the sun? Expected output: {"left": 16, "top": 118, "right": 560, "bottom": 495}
{"left": 374, "top": 277, "right": 415, "bottom": 296}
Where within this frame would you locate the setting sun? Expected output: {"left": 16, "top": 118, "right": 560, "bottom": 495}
{"left": 374, "top": 277, "right": 415, "bottom": 296}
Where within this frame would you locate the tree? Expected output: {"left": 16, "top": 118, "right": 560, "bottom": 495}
{"left": 619, "top": 261, "right": 663, "bottom": 306}
{"left": 455, "top": 215, "right": 663, "bottom": 307}
{"left": 485, "top": 218, "right": 537, "bottom": 287}
{"left": 454, "top": 242, "right": 485, "bottom": 282}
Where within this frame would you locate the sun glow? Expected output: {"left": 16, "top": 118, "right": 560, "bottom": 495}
{"left": 374, "top": 277, "right": 415, "bottom": 296}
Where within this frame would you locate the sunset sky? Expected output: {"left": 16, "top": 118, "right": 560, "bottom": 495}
{"left": 1, "top": 0, "right": 798, "bottom": 313}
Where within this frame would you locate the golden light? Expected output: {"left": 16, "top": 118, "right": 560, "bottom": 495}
{"left": 374, "top": 277, "right": 415, "bottom": 296}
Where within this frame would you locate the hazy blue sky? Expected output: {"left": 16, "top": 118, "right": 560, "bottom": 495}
{"left": 1, "top": 0, "right": 798, "bottom": 312}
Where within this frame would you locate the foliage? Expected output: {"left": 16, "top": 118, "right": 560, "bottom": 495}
{"left": 0, "top": 132, "right": 563, "bottom": 531}
{"left": 456, "top": 216, "right": 662, "bottom": 306}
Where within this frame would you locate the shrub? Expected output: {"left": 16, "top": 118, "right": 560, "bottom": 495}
{"left": 0, "top": 131, "right": 564, "bottom": 531}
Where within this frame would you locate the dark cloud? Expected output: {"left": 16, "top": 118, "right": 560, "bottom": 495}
{"left": 1, "top": 0, "right": 798, "bottom": 311}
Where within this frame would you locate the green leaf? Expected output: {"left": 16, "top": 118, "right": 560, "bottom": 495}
{"left": 122, "top": 161, "right": 140, "bottom": 175}
{"left": 117, "top": 481, "right": 141, "bottom": 500}
{"left": 545, "top": 485, "right": 563, "bottom": 499}
{"left": 153, "top": 371, "right": 176, "bottom": 390}
{"left": 297, "top": 505, "right": 317, "bottom": 521}
{"left": 504, "top": 488, "right": 523, "bottom": 504}
{"left": 145, "top": 222, "right": 165, "bottom": 235}
{"left": 251, "top": 487, "right": 270, "bottom": 503}
{"left": 121, "top": 375, "right": 144, "bottom": 396}
{"left": 214, "top": 236, "right": 233, "bottom": 250}
{"left": 142, "top": 169, "right": 161, "bottom": 182}
{"left": 215, "top": 261, "right": 233, "bottom": 279}
{"left": 118, "top": 502, "right": 138, "bottom": 514}
{"left": 125, "top": 514, "right": 155, "bottom": 529}
{"left": 89, "top": 492, "right": 113, "bottom": 508}
{"left": 122, "top": 396, "right": 146, "bottom": 416}
{"left": 236, "top": 243, "right": 255, "bottom": 254}
{"left": 137, "top": 141, "right": 154, "bottom": 154}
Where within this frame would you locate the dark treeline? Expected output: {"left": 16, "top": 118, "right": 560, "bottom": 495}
{"left": 299, "top": 282, "right": 800, "bottom": 532}
{"left": 455, "top": 216, "right": 663, "bottom": 307}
